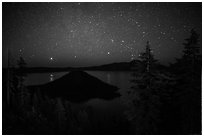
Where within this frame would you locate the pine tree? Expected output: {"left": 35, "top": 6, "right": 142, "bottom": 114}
{"left": 17, "top": 56, "right": 27, "bottom": 87}
{"left": 137, "top": 41, "right": 157, "bottom": 89}
{"left": 182, "top": 29, "right": 200, "bottom": 78}
{"left": 125, "top": 41, "right": 161, "bottom": 134}
{"left": 183, "top": 29, "right": 199, "bottom": 59}
{"left": 172, "top": 29, "right": 201, "bottom": 134}
{"left": 18, "top": 56, "right": 27, "bottom": 70}
{"left": 16, "top": 56, "right": 27, "bottom": 106}
{"left": 139, "top": 41, "right": 157, "bottom": 74}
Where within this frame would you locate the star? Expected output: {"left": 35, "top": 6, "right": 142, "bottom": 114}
{"left": 50, "top": 57, "right": 53, "bottom": 61}
{"left": 3, "top": 3, "right": 201, "bottom": 67}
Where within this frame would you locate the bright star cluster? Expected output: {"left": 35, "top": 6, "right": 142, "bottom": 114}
{"left": 3, "top": 2, "right": 201, "bottom": 67}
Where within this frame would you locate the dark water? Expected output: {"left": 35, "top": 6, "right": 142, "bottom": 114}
{"left": 24, "top": 71, "right": 133, "bottom": 116}
{"left": 24, "top": 71, "right": 132, "bottom": 90}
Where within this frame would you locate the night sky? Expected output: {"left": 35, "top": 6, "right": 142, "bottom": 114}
{"left": 3, "top": 2, "right": 202, "bottom": 67}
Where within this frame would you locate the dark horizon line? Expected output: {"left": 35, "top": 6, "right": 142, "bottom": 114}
{"left": 3, "top": 59, "right": 171, "bottom": 69}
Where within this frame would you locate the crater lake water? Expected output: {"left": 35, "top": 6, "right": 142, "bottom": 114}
{"left": 24, "top": 71, "right": 133, "bottom": 115}
{"left": 23, "top": 71, "right": 163, "bottom": 134}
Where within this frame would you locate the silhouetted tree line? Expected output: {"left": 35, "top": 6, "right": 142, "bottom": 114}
{"left": 127, "top": 29, "right": 201, "bottom": 134}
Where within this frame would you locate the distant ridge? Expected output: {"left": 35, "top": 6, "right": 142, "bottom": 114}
{"left": 6, "top": 60, "right": 167, "bottom": 73}
{"left": 17, "top": 60, "right": 143, "bottom": 73}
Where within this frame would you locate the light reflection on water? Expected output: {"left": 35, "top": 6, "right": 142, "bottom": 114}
{"left": 50, "top": 74, "right": 54, "bottom": 81}
{"left": 24, "top": 71, "right": 165, "bottom": 133}
{"left": 24, "top": 71, "right": 133, "bottom": 114}
{"left": 24, "top": 72, "right": 68, "bottom": 86}
{"left": 25, "top": 71, "right": 132, "bottom": 94}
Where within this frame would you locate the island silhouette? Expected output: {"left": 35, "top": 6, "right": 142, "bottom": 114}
{"left": 27, "top": 71, "right": 120, "bottom": 102}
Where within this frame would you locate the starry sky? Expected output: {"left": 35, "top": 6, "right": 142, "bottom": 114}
{"left": 3, "top": 2, "right": 202, "bottom": 67}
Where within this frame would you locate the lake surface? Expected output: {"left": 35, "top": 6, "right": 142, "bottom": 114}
{"left": 24, "top": 71, "right": 133, "bottom": 90}
{"left": 24, "top": 71, "right": 133, "bottom": 113}
{"left": 24, "top": 71, "right": 132, "bottom": 110}
{"left": 24, "top": 71, "right": 162, "bottom": 134}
